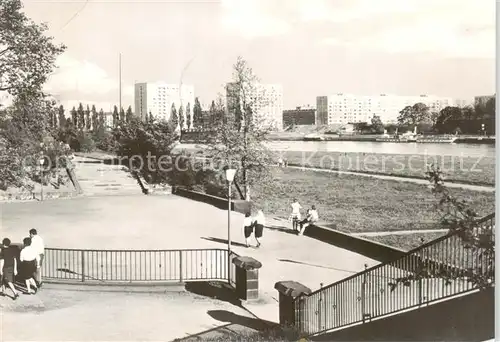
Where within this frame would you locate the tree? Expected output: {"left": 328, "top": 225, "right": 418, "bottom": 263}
{"left": 112, "top": 105, "right": 119, "bottom": 128}
{"left": 0, "top": 0, "right": 66, "bottom": 97}
{"left": 119, "top": 107, "right": 125, "bottom": 123}
{"left": 85, "top": 105, "right": 91, "bottom": 131}
{"left": 170, "top": 103, "right": 178, "bottom": 129}
{"left": 58, "top": 105, "right": 65, "bottom": 128}
{"left": 70, "top": 106, "right": 77, "bottom": 127}
{"left": 126, "top": 105, "right": 133, "bottom": 123}
{"left": 91, "top": 105, "right": 98, "bottom": 132}
{"left": 206, "top": 56, "right": 275, "bottom": 200}
{"left": 390, "top": 165, "right": 494, "bottom": 292}
{"left": 397, "top": 103, "right": 431, "bottom": 128}
{"left": 77, "top": 103, "right": 85, "bottom": 130}
{"left": 209, "top": 100, "right": 216, "bottom": 128}
{"left": 193, "top": 97, "right": 202, "bottom": 129}
{"left": 98, "top": 108, "right": 105, "bottom": 128}
{"left": 435, "top": 106, "right": 463, "bottom": 134}
{"left": 148, "top": 111, "right": 154, "bottom": 123}
{"left": 186, "top": 102, "right": 191, "bottom": 131}
{"left": 178, "top": 105, "right": 184, "bottom": 131}
{"left": 370, "top": 115, "right": 384, "bottom": 134}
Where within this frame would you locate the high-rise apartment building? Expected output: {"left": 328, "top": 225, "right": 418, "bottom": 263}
{"left": 134, "top": 82, "right": 194, "bottom": 129}
{"left": 283, "top": 106, "right": 316, "bottom": 127}
{"left": 226, "top": 83, "right": 283, "bottom": 130}
{"left": 316, "top": 94, "right": 455, "bottom": 125}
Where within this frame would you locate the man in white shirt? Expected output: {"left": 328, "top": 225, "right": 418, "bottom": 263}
{"left": 299, "top": 205, "right": 319, "bottom": 236}
{"left": 290, "top": 199, "right": 302, "bottom": 232}
{"left": 29, "top": 229, "right": 44, "bottom": 287}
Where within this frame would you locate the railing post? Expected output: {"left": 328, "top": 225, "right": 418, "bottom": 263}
{"left": 318, "top": 282, "right": 323, "bottom": 332}
{"left": 81, "top": 250, "right": 85, "bottom": 282}
{"left": 179, "top": 250, "right": 183, "bottom": 283}
{"left": 361, "top": 264, "right": 367, "bottom": 323}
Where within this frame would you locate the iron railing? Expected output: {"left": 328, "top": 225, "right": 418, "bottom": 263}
{"left": 42, "top": 248, "right": 240, "bottom": 284}
{"left": 294, "top": 213, "right": 495, "bottom": 336}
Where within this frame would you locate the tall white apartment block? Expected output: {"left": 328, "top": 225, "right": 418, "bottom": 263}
{"left": 226, "top": 83, "right": 283, "bottom": 131}
{"left": 316, "top": 94, "right": 455, "bottom": 125}
{"left": 134, "top": 82, "right": 195, "bottom": 128}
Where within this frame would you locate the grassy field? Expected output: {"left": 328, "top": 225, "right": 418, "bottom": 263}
{"left": 280, "top": 151, "right": 495, "bottom": 186}
{"left": 364, "top": 232, "right": 448, "bottom": 251}
{"left": 252, "top": 168, "right": 495, "bottom": 234}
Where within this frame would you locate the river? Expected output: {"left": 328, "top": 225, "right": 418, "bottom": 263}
{"left": 264, "top": 141, "right": 496, "bottom": 158}
{"left": 179, "top": 141, "right": 495, "bottom": 158}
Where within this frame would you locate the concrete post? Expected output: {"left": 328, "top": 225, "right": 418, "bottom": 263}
{"left": 275, "top": 281, "right": 312, "bottom": 328}
{"left": 232, "top": 256, "right": 262, "bottom": 301}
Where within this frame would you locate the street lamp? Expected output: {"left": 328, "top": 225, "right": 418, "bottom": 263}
{"left": 225, "top": 168, "right": 237, "bottom": 281}
{"left": 39, "top": 157, "right": 45, "bottom": 201}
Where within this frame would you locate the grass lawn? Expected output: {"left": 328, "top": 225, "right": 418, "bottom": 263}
{"left": 252, "top": 168, "right": 495, "bottom": 234}
{"left": 280, "top": 151, "right": 495, "bottom": 186}
{"left": 364, "top": 232, "right": 448, "bottom": 251}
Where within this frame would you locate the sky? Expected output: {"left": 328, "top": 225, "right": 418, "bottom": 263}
{"left": 18, "top": 0, "right": 496, "bottom": 111}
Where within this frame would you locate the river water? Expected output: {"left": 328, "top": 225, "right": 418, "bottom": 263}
{"left": 180, "top": 141, "right": 495, "bottom": 158}
{"left": 264, "top": 141, "right": 496, "bottom": 158}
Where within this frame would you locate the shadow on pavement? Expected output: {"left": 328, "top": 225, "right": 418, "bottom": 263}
{"left": 278, "top": 258, "right": 358, "bottom": 274}
{"left": 265, "top": 224, "right": 298, "bottom": 235}
{"left": 201, "top": 237, "right": 248, "bottom": 248}
{"left": 207, "top": 309, "right": 278, "bottom": 332}
{"left": 185, "top": 281, "right": 241, "bottom": 307}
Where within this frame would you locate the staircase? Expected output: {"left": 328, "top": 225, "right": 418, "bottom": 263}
{"left": 293, "top": 213, "right": 495, "bottom": 338}
{"left": 72, "top": 156, "right": 144, "bottom": 196}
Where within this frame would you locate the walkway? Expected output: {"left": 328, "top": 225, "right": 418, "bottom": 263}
{"left": 0, "top": 287, "right": 258, "bottom": 341}
{"left": 1, "top": 194, "right": 380, "bottom": 324}
{"left": 72, "top": 155, "right": 143, "bottom": 196}
{"left": 286, "top": 165, "right": 495, "bottom": 192}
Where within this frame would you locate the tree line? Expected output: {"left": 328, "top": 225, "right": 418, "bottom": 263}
{"left": 354, "top": 99, "right": 496, "bottom": 135}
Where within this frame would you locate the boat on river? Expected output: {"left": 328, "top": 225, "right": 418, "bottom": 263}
{"left": 303, "top": 134, "right": 325, "bottom": 141}
{"left": 376, "top": 127, "right": 457, "bottom": 143}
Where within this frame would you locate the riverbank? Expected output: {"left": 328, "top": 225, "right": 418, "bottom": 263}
{"left": 265, "top": 132, "right": 495, "bottom": 144}
{"left": 252, "top": 168, "right": 495, "bottom": 234}
{"left": 279, "top": 150, "right": 495, "bottom": 186}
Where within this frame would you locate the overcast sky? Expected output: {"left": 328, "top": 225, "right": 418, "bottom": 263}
{"left": 22, "top": 0, "right": 495, "bottom": 111}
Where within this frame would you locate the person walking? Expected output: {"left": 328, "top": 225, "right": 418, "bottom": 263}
{"left": 243, "top": 212, "right": 254, "bottom": 248}
{"left": 0, "top": 238, "right": 20, "bottom": 300}
{"left": 19, "top": 237, "right": 39, "bottom": 294}
{"left": 29, "top": 229, "right": 44, "bottom": 288}
{"left": 253, "top": 210, "right": 265, "bottom": 248}
{"left": 290, "top": 198, "right": 302, "bottom": 232}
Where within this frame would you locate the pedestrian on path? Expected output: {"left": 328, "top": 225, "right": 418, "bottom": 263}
{"left": 19, "top": 237, "right": 39, "bottom": 294}
{"left": 290, "top": 198, "right": 302, "bottom": 232}
{"left": 29, "top": 229, "right": 44, "bottom": 288}
{"left": 299, "top": 205, "right": 319, "bottom": 236}
{"left": 253, "top": 210, "right": 265, "bottom": 248}
{"left": 243, "top": 212, "right": 254, "bottom": 248}
{"left": 0, "top": 238, "right": 20, "bottom": 300}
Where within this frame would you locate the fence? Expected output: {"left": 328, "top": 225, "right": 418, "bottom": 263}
{"left": 294, "top": 213, "right": 495, "bottom": 336}
{"left": 42, "top": 248, "right": 240, "bottom": 285}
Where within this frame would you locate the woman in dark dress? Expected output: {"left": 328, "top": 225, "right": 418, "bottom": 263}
{"left": 243, "top": 212, "right": 254, "bottom": 248}
{"left": 19, "top": 237, "right": 39, "bottom": 294}
{"left": 253, "top": 210, "right": 265, "bottom": 248}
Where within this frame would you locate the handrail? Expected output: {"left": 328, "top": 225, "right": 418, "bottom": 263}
{"left": 295, "top": 212, "right": 495, "bottom": 336}
{"left": 306, "top": 212, "right": 495, "bottom": 297}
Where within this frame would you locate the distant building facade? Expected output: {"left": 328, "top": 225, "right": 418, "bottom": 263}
{"left": 134, "top": 82, "right": 194, "bottom": 129}
{"left": 283, "top": 106, "right": 316, "bottom": 127}
{"left": 225, "top": 82, "right": 283, "bottom": 131}
{"left": 316, "top": 93, "right": 455, "bottom": 125}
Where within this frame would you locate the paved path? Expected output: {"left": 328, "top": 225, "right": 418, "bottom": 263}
{"left": 1, "top": 194, "right": 379, "bottom": 325}
{"left": 286, "top": 165, "right": 495, "bottom": 192}
{"left": 0, "top": 287, "right": 257, "bottom": 341}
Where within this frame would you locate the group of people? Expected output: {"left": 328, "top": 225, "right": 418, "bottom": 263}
{"left": 0, "top": 229, "right": 45, "bottom": 300}
{"left": 290, "top": 198, "right": 319, "bottom": 235}
{"left": 243, "top": 210, "right": 266, "bottom": 248}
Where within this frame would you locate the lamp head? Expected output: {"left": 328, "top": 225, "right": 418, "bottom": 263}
{"left": 225, "top": 168, "right": 237, "bottom": 182}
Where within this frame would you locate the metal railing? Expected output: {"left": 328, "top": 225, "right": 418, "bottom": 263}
{"left": 42, "top": 248, "right": 239, "bottom": 284}
{"left": 294, "top": 213, "right": 495, "bottom": 336}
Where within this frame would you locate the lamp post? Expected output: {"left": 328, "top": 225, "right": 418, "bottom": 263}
{"left": 225, "top": 168, "right": 237, "bottom": 282}
{"left": 39, "top": 157, "right": 45, "bottom": 201}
